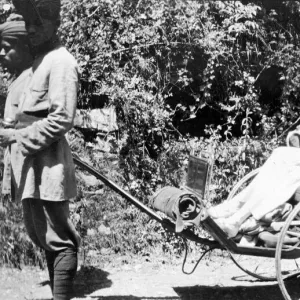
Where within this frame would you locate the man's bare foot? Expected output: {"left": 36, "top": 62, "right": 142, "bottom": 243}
{"left": 214, "top": 217, "right": 240, "bottom": 238}
{"left": 207, "top": 205, "right": 236, "bottom": 219}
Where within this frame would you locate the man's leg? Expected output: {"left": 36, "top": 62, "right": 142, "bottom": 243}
{"left": 52, "top": 248, "right": 78, "bottom": 300}
{"left": 45, "top": 250, "right": 55, "bottom": 294}
{"left": 40, "top": 200, "right": 80, "bottom": 300}
{"left": 45, "top": 248, "right": 78, "bottom": 300}
{"left": 22, "top": 199, "right": 44, "bottom": 248}
{"left": 23, "top": 199, "right": 80, "bottom": 300}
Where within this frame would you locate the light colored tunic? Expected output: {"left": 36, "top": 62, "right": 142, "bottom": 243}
{"left": 4, "top": 71, "right": 28, "bottom": 123}
{"left": 8, "top": 45, "right": 78, "bottom": 202}
{"left": 2, "top": 70, "right": 29, "bottom": 194}
{"left": 229, "top": 146, "right": 300, "bottom": 220}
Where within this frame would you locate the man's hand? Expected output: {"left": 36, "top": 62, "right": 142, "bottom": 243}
{"left": 0, "top": 129, "right": 16, "bottom": 147}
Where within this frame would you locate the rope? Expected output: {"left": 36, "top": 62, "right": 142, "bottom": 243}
{"left": 181, "top": 238, "right": 215, "bottom": 275}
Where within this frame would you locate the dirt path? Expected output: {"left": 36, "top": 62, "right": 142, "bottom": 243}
{"left": 0, "top": 254, "right": 286, "bottom": 300}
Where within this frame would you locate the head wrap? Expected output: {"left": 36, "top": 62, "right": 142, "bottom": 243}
{"left": 12, "top": 0, "right": 61, "bottom": 21}
{"left": 0, "top": 20, "right": 27, "bottom": 39}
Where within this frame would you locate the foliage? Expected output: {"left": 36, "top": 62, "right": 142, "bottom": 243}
{"left": 2, "top": 0, "right": 300, "bottom": 266}
{"left": 0, "top": 197, "right": 44, "bottom": 268}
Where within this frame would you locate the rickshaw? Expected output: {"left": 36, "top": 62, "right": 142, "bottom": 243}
{"left": 73, "top": 144, "right": 300, "bottom": 300}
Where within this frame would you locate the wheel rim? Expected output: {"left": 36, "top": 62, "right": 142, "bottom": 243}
{"left": 226, "top": 168, "right": 260, "bottom": 201}
{"left": 227, "top": 168, "right": 277, "bottom": 281}
{"left": 276, "top": 202, "right": 300, "bottom": 300}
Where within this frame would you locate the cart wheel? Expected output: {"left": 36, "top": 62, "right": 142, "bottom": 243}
{"left": 276, "top": 202, "right": 300, "bottom": 300}
{"left": 226, "top": 168, "right": 260, "bottom": 201}
{"left": 227, "top": 168, "right": 277, "bottom": 281}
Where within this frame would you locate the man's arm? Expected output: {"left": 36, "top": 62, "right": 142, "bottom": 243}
{"left": 13, "top": 55, "right": 79, "bottom": 155}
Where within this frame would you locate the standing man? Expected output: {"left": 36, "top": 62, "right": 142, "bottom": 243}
{"left": 2, "top": 1, "right": 81, "bottom": 299}
{"left": 0, "top": 16, "right": 31, "bottom": 77}
{"left": 0, "top": 16, "right": 33, "bottom": 196}
{"left": 0, "top": 14, "right": 32, "bottom": 124}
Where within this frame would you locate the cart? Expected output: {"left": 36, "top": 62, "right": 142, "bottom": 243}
{"left": 73, "top": 151, "right": 300, "bottom": 300}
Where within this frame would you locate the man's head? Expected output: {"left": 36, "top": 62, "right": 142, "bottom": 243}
{"left": 0, "top": 20, "right": 31, "bottom": 72}
{"left": 12, "top": 0, "right": 61, "bottom": 47}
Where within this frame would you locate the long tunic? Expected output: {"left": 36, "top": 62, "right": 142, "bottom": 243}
{"left": 7, "top": 45, "right": 79, "bottom": 202}
{"left": 229, "top": 146, "right": 300, "bottom": 220}
{"left": 2, "top": 70, "right": 30, "bottom": 195}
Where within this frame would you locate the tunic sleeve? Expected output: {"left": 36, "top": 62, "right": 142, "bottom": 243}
{"left": 15, "top": 54, "right": 79, "bottom": 156}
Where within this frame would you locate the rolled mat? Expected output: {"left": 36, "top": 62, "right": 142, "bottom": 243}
{"left": 150, "top": 186, "right": 202, "bottom": 233}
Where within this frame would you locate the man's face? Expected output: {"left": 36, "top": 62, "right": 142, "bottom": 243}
{"left": 0, "top": 38, "right": 22, "bottom": 70}
{"left": 24, "top": 16, "right": 56, "bottom": 47}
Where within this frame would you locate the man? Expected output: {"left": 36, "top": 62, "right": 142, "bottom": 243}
{"left": 0, "top": 17, "right": 32, "bottom": 195}
{"left": 209, "top": 141, "right": 300, "bottom": 240}
{"left": 0, "top": 16, "right": 31, "bottom": 76}
{"left": 0, "top": 17, "right": 32, "bottom": 224}
{"left": 2, "top": 1, "right": 81, "bottom": 299}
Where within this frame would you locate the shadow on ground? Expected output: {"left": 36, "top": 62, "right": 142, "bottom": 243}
{"left": 72, "top": 266, "right": 112, "bottom": 298}
{"left": 31, "top": 266, "right": 112, "bottom": 300}
{"left": 32, "top": 266, "right": 300, "bottom": 300}
{"left": 83, "top": 280, "right": 300, "bottom": 300}
{"left": 174, "top": 284, "right": 281, "bottom": 300}
{"left": 174, "top": 279, "right": 300, "bottom": 300}
{"left": 88, "top": 298, "right": 179, "bottom": 300}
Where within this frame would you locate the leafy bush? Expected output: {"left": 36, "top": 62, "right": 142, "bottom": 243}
{"left": 2, "top": 0, "right": 300, "bottom": 266}
{"left": 0, "top": 197, "right": 44, "bottom": 268}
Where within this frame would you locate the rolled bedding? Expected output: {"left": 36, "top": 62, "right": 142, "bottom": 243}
{"left": 150, "top": 186, "right": 202, "bottom": 233}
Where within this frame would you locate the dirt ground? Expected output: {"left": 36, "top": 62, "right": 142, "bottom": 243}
{"left": 0, "top": 252, "right": 290, "bottom": 300}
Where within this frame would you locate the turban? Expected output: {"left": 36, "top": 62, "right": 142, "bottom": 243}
{"left": 12, "top": 0, "right": 61, "bottom": 21}
{"left": 0, "top": 20, "right": 27, "bottom": 39}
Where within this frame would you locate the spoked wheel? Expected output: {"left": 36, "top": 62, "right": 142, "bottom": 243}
{"left": 276, "top": 202, "right": 300, "bottom": 300}
{"left": 227, "top": 168, "right": 278, "bottom": 281}
{"left": 226, "top": 168, "right": 260, "bottom": 202}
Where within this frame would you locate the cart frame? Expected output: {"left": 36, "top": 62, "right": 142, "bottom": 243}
{"left": 73, "top": 153, "right": 300, "bottom": 300}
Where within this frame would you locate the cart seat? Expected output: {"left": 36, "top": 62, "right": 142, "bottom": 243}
{"left": 287, "top": 132, "right": 300, "bottom": 202}
{"left": 292, "top": 186, "right": 300, "bottom": 202}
